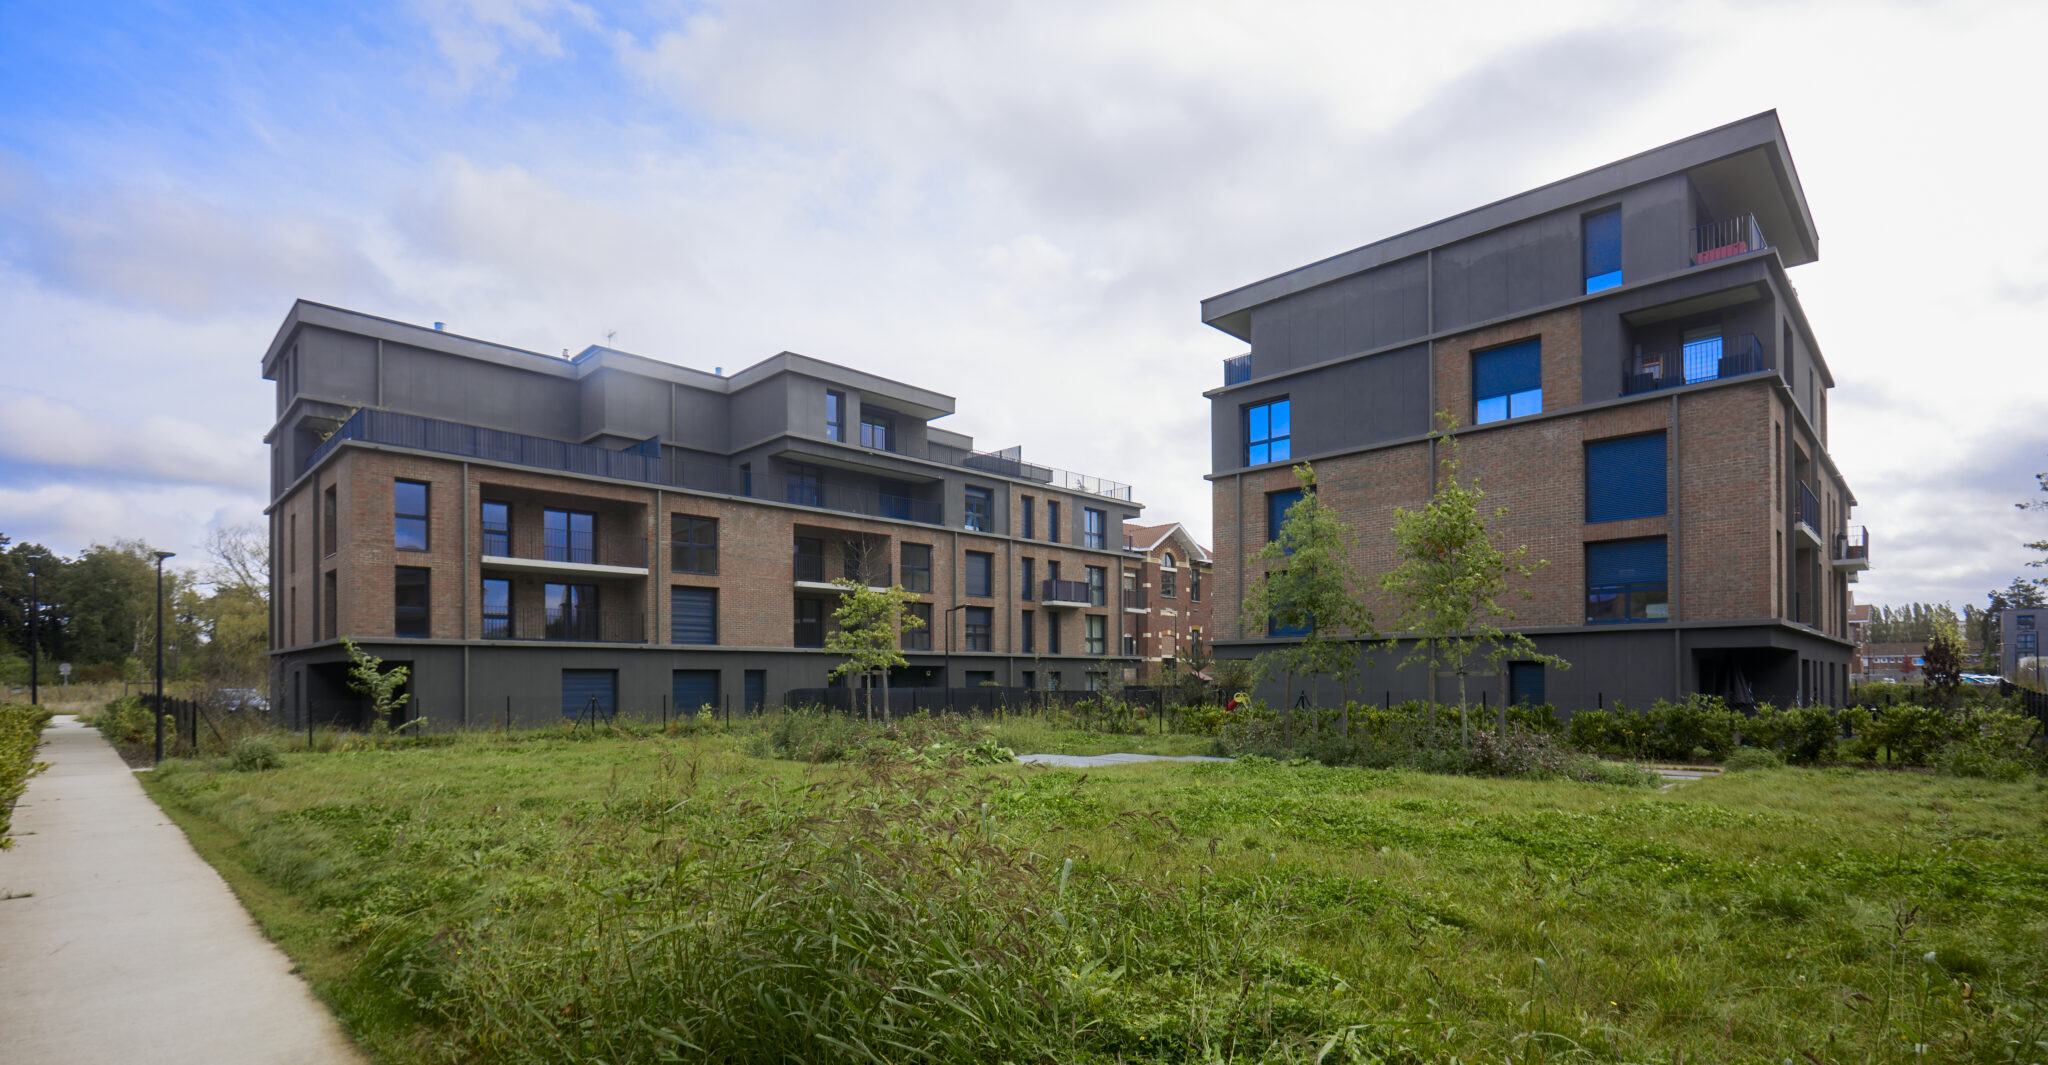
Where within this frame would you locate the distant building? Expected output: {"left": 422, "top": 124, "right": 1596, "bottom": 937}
{"left": 1119, "top": 522, "right": 1213, "bottom": 680}
{"left": 1848, "top": 601, "right": 1870, "bottom": 682}
{"left": 2000, "top": 607, "right": 2046, "bottom": 688}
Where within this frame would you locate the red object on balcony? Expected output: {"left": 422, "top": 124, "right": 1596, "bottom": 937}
{"left": 1694, "top": 241, "right": 1748, "bottom": 264}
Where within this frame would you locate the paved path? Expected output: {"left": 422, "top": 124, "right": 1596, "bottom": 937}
{"left": 0, "top": 716, "right": 366, "bottom": 1065}
{"left": 1017, "top": 752, "right": 1233, "bottom": 768}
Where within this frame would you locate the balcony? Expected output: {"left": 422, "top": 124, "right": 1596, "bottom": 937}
{"left": 927, "top": 442, "right": 1133, "bottom": 502}
{"left": 1124, "top": 588, "right": 1149, "bottom": 612}
{"left": 1691, "top": 214, "right": 1767, "bottom": 266}
{"left": 480, "top": 523, "right": 648, "bottom": 577}
{"left": 1833, "top": 526, "right": 1871, "bottom": 574}
{"left": 794, "top": 556, "right": 893, "bottom": 590}
{"left": 782, "top": 477, "right": 941, "bottom": 525}
{"left": 485, "top": 599, "right": 645, "bottom": 644}
{"left": 1622, "top": 333, "right": 1770, "bottom": 396}
{"left": 1795, "top": 482, "right": 1823, "bottom": 547}
{"left": 1041, "top": 579, "right": 1092, "bottom": 608}
{"left": 1223, "top": 353, "right": 1251, "bottom": 386}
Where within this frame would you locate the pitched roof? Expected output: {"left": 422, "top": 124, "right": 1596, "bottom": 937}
{"left": 1121, "top": 521, "right": 1212, "bottom": 563}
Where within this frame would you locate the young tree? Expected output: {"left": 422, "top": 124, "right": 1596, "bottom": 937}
{"left": 1241, "top": 463, "right": 1376, "bottom": 711}
{"left": 2022, "top": 471, "right": 2048, "bottom": 592}
{"left": 342, "top": 638, "right": 411, "bottom": 726}
{"left": 1922, "top": 612, "right": 1966, "bottom": 711}
{"left": 825, "top": 580, "right": 924, "bottom": 723}
{"left": 1380, "top": 415, "right": 1566, "bottom": 740}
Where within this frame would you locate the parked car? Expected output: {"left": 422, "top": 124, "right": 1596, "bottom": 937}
{"left": 215, "top": 688, "right": 271, "bottom": 713}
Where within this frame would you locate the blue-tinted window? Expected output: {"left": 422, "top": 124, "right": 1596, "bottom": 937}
{"left": 1586, "top": 538, "right": 1668, "bottom": 624}
{"left": 1267, "top": 488, "right": 1305, "bottom": 547}
{"left": 1047, "top": 501, "right": 1060, "bottom": 542}
{"left": 1584, "top": 207, "right": 1622, "bottom": 293}
{"left": 672, "top": 670, "right": 719, "bottom": 716}
{"left": 480, "top": 500, "right": 509, "bottom": 556}
{"left": 825, "top": 391, "right": 844, "bottom": 441}
{"left": 1473, "top": 339, "right": 1541, "bottom": 425}
{"left": 965, "top": 551, "right": 993, "bottom": 597}
{"left": 481, "top": 578, "right": 510, "bottom": 638}
{"left": 1021, "top": 558, "right": 1034, "bottom": 601}
{"left": 1084, "top": 508, "right": 1105, "bottom": 549}
{"left": 1245, "top": 399, "right": 1291, "bottom": 466}
{"left": 964, "top": 486, "right": 993, "bottom": 531}
{"left": 394, "top": 480, "right": 429, "bottom": 550}
{"left": 545, "top": 582, "right": 599, "bottom": 639}
{"left": 1585, "top": 433, "right": 1667, "bottom": 523}
{"left": 1021, "top": 496, "right": 1035, "bottom": 539}
{"left": 787, "top": 464, "right": 823, "bottom": 508}
{"left": 543, "top": 509, "right": 594, "bottom": 564}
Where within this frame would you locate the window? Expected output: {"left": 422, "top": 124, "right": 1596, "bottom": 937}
{"left": 1160, "top": 552, "right": 1177, "bottom": 598}
{"left": 394, "top": 567, "right": 429, "bottom": 637}
{"left": 901, "top": 543, "right": 932, "bottom": 593}
{"left": 322, "top": 485, "right": 337, "bottom": 557}
{"left": 794, "top": 598, "right": 826, "bottom": 647}
{"left": 793, "top": 537, "right": 825, "bottom": 582}
{"left": 1046, "top": 501, "right": 1061, "bottom": 542}
{"left": 1680, "top": 326, "right": 1723, "bottom": 384}
{"left": 2019, "top": 633, "right": 2039, "bottom": 654}
{"left": 963, "top": 607, "right": 992, "bottom": 651}
{"left": 289, "top": 587, "right": 297, "bottom": 645}
{"left": 481, "top": 501, "right": 510, "bottom": 557}
{"left": 1509, "top": 662, "right": 1545, "bottom": 706}
{"left": 787, "top": 464, "right": 824, "bottom": 508}
{"left": 544, "top": 509, "right": 594, "bottom": 564}
{"left": 1020, "top": 609, "right": 1035, "bottom": 653}
{"left": 1084, "top": 508, "right": 1105, "bottom": 549}
{"left": 323, "top": 570, "right": 336, "bottom": 638}
{"left": 1086, "top": 566, "right": 1106, "bottom": 606}
{"left": 904, "top": 602, "right": 932, "bottom": 650}
{"left": 966, "top": 670, "right": 995, "bottom": 687}
{"left": 482, "top": 578, "right": 510, "bottom": 638}
{"left": 1021, "top": 558, "right": 1035, "bottom": 601}
{"left": 672, "top": 670, "right": 720, "bottom": 716}
{"left": 964, "top": 486, "right": 993, "bottom": 531}
{"left": 740, "top": 462, "right": 752, "bottom": 496}
{"left": 1085, "top": 615, "right": 1106, "bottom": 655}
{"left": 1123, "top": 634, "right": 1137, "bottom": 655}
{"left": 1474, "top": 339, "right": 1541, "bottom": 424}
{"left": 1084, "top": 671, "right": 1106, "bottom": 692}
{"left": 1190, "top": 568, "right": 1202, "bottom": 602}
{"left": 1245, "top": 399, "right": 1291, "bottom": 466}
{"left": 1021, "top": 496, "right": 1035, "bottom": 539}
{"left": 825, "top": 391, "right": 845, "bottom": 441}
{"left": 1046, "top": 671, "right": 1062, "bottom": 690}
{"left": 1585, "top": 538, "right": 1668, "bottom": 623}
{"left": 289, "top": 514, "right": 297, "bottom": 572}
{"left": 395, "top": 480, "right": 429, "bottom": 551}
{"left": 671, "top": 587, "right": 717, "bottom": 645}
{"left": 2019, "top": 615, "right": 2037, "bottom": 631}
{"left": 860, "top": 409, "right": 892, "bottom": 451}
{"left": 1021, "top": 671, "right": 1036, "bottom": 690}
{"left": 1583, "top": 207, "right": 1622, "bottom": 293}
{"left": 545, "top": 583, "right": 599, "bottom": 639}
{"left": 1584, "top": 433, "right": 1667, "bottom": 522}
{"left": 1047, "top": 612, "right": 1062, "bottom": 655}
{"left": 672, "top": 515, "right": 718, "bottom": 574}
{"left": 965, "top": 551, "right": 993, "bottom": 598}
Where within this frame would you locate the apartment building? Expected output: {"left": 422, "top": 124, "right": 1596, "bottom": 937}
{"left": 2000, "top": 607, "right": 2044, "bottom": 688}
{"left": 263, "top": 302, "right": 1143, "bottom": 726}
{"left": 1203, "top": 112, "right": 1867, "bottom": 710}
{"left": 1119, "top": 522, "right": 1213, "bottom": 679}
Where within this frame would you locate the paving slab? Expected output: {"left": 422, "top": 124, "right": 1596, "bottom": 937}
{"left": 1016, "top": 752, "right": 1232, "bottom": 768}
{"left": 0, "top": 716, "right": 366, "bottom": 1065}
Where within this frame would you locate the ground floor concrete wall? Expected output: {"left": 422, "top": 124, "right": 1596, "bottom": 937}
{"left": 1215, "top": 622, "right": 1853, "bottom": 714}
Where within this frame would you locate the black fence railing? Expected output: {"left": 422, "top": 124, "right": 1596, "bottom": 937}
{"left": 1691, "top": 213, "right": 1766, "bottom": 265}
{"left": 479, "top": 522, "right": 648, "bottom": 568}
{"left": 1124, "top": 588, "right": 1148, "bottom": 609}
{"left": 1798, "top": 482, "right": 1820, "bottom": 532}
{"left": 1834, "top": 525, "right": 1870, "bottom": 565}
{"left": 484, "top": 599, "right": 645, "bottom": 643}
{"left": 1622, "top": 333, "right": 1768, "bottom": 395}
{"left": 783, "top": 477, "right": 942, "bottom": 525}
{"left": 794, "top": 554, "right": 891, "bottom": 586}
{"left": 1223, "top": 353, "right": 1251, "bottom": 386}
{"left": 1041, "top": 579, "right": 1091, "bottom": 604}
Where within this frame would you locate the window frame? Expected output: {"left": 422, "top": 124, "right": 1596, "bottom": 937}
{"left": 963, "top": 606, "right": 992, "bottom": 651}
{"left": 481, "top": 500, "right": 511, "bottom": 557}
{"left": 1585, "top": 538, "right": 1670, "bottom": 625}
{"left": 964, "top": 551, "right": 993, "bottom": 598}
{"left": 671, "top": 514, "right": 719, "bottom": 574}
{"left": 1083, "top": 508, "right": 1106, "bottom": 549}
{"left": 482, "top": 577, "right": 511, "bottom": 639}
{"left": 394, "top": 479, "right": 430, "bottom": 552}
{"left": 1583, "top": 432, "right": 1668, "bottom": 524}
{"left": 1021, "top": 557, "right": 1035, "bottom": 601}
{"left": 1085, "top": 565, "right": 1106, "bottom": 607}
{"left": 322, "top": 485, "right": 338, "bottom": 557}
{"left": 1020, "top": 496, "right": 1035, "bottom": 539}
{"left": 825, "top": 390, "right": 845, "bottom": 441}
{"left": 1472, "top": 338, "right": 1542, "bottom": 425}
{"left": 904, "top": 602, "right": 933, "bottom": 651}
{"left": 1046, "top": 500, "right": 1061, "bottom": 542}
{"left": 1020, "top": 608, "right": 1035, "bottom": 653}
{"left": 1084, "top": 614, "right": 1106, "bottom": 655}
{"left": 900, "top": 542, "right": 932, "bottom": 593}
{"left": 1582, "top": 205, "right": 1622, "bottom": 294}
{"left": 394, "top": 566, "right": 430, "bottom": 637}
{"left": 859, "top": 408, "right": 893, "bottom": 451}
{"left": 794, "top": 597, "right": 826, "bottom": 647}
{"left": 543, "top": 508, "right": 596, "bottom": 564}
{"left": 963, "top": 486, "right": 993, "bottom": 532}
{"left": 544, "top": 582, "right": 600, "bottom": 640}
{"left": 1244, "top": 398, "right": 1292, "bottom": 467}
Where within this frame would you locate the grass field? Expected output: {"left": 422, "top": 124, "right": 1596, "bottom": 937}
{"left": 140, "top": 722, "right": 2048, "bottom": 1063}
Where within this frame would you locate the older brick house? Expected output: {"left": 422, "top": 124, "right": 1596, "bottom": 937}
{"left": 1119, "top": 522, "right": 1212, "bottom": 679}
{"left": 1203, "top": 112, "right": 1867, "bottom": 710}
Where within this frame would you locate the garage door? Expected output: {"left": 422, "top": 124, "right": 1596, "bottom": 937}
{"left": 673, "top": 670, "right": 720, "bottom": 717}
{"left": 561, "top": 670, "right": 617, "bottom": 719}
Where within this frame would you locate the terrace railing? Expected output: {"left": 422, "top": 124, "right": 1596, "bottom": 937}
{"left": 1691, "top": 213, "right": 1767, "bottom": 265}
{"left": 1622, "top": 333, "right": 1769, "bottom": 395}
{"left": 1798, "top": 482, "right": 1820, "bottom": 533}
{"left": 480, "top": 523, "right": 648, "bottom": 568}
{"left": 1834, "top": 525, "right": 1870, "bottom": 566}
{"left": 1223, "top": 353, "right": 1252, "bottom": 386}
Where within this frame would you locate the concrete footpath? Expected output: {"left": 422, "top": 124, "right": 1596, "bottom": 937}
{"left": 0, "top": 716, "right": 365, "bottom": 1065}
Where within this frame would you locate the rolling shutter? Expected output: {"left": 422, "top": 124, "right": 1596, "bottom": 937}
{"left": 1509, "top": 662, "right": 1545, "bottom": 707}
{"left": 672, "top": 670, "right": 719, "bottom": 716}
{"left": 671, "top": 587, "right": 717, "bottom": 645}
{"left": 1583, "top": 208, "right": 1621, "bottom": 280}
{"left": 744, "top": 670, "right": 766, "bottom": 712}
{"left": 1585, "top": 539, "right": 1666, "bottom": 588}
{"left": 1473, "top": 339, "right": 1541, "bottom": 401}
{"left": 1585, "top": 434, "right": 1667, "bottom": 522}
{"left": 560, "top": 670, "right": 616, "bottom": 719}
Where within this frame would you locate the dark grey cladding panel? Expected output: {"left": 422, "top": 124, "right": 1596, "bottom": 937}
{"left": 1210, "top": 344, "right": 1430, "bottom": 473}
{"left": 671, "top": 383, "right": 731, "bottom": 452}
{"left": 1247, "top": 254, "right": 1429, "bottom": 373}
{"left": 295, "top": 327, "right": 380, "bottom": 407}
{"left": 577, "top": 366, "right": 669, "bottom": 443}
{"left": 1620, "top": 174, "right": 1694, "bottom": 282}
{"left": 1429, "top": 209, "right": 1580, "bottom": 332}
{"left": 377, "top": 339, "right": 581, "bottom": 439}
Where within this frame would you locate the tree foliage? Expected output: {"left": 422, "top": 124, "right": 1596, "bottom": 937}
{"left": 1241, "top": 463, "right": 1376, "bottom": 708}
{"left": 1379, "top": 415, "right": 1566, "bottom": 739}
{"left": 343, "top": 638, "right": 411, "bottom": 724}
{"left": 2022, "top": 471, "right": 2048, "bottom": 586}
{"left": 1921, "top": 612, "right": 1966, "bottom": 711}
{"left": 826, "top": 580, "right": 924, "bottom": 722}
{"left": 1863, "top": 602, "right": 1963, "bottom": 644}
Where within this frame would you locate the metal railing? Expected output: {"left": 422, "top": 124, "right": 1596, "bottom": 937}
{"left": 1123, "top": 588, "right": 1148, "bottom": 609}
{"left": 1691, "top": 213, "right": 1766, "bottom": 266}
{"left": 484, "top": 599, "right": 645, "bottom": 643}
{"left": 1835, "top": 525, "right": 1870, "bottom": 565}
{"left": 1223, "top": 353, "right": 1251, "bottom": 386}
{"left": 794, "top": 554, "right": 891, "bottom": 586}
{"left": 479, "top": 523, "right": 648, "bottom": 568}
{"left": 1622, "top": 333, "right": 1768, "bottom": 395}
{"left": 927, "top": 442, "right": 1134, "bottom": 502}
{"left": 1798, "top": 482, "right": 1820, "bottom": 532}
{"left": 1042, "top": 579, "right": 1091, "bottom": 604}
{"left": 783, "top": 477, "right": 942, "bottom": 524}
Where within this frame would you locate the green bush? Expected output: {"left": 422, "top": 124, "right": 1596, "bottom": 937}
{"left": 1724, "top": 747, "right": 1784, "bottom": 773}
{"left": 1743, "top": 702, "right": 1840, "bottom": 764}
{"left": 1851, "top": 704, "right": 1955, "bottom": 766}
{"left": 228, "top": 735, "right": 284, "bottom": 772}
{"left": 2, "top": 704, "right": 54, "bottom": 848}
{"left": 750, "top": 709, "right": 1013, "bottom": 766}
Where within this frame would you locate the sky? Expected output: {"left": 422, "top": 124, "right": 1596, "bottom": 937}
{"left": 1, "top": 0, "right": 2044, "bottom": 611}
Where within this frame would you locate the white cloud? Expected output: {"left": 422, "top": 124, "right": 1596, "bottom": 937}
{"left": 408, "top": 0, "right": 598, "bottom": 92}
{"left": 0, "top": 388, "right": 268, "bottom": 494}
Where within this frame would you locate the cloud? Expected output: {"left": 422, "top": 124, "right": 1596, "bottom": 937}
{"left": 0, "top": 389, "right": 268, "bottom": 494}
{"left": 0, "top": 480, "right": 265, "bottom": 574}
{"left": 408, "top": 0, "right": 599, "bottom": 92}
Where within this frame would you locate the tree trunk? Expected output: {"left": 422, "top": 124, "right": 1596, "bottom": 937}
{"left": 880, "top": 668, "right": 891, "bottom": 724}
{"left": 1457, "top": 670, "right": 1468, "bottom": 744}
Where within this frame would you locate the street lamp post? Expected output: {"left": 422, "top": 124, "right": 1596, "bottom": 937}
{"left": 26, "top": 561, "right": 38, "bottom": 707}
{"left": 153, "top": 550, "right": 175, "bottom": 763}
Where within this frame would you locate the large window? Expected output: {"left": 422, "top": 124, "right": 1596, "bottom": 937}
{"left": 793, "top": 537, "right": 825, "bottom": 582}
{"left": 545, "top": 582, "right": 599, "bottom": 639}
{"left": 901, "top": 543, "right": 932, "bottom": 593}
{"left": 671, "top": 515, "right": 718, "bottom": 573}
{"left": 1584, "top": 433, "right": 1667, "bottom": 523}
{"left": 1020, "top": 609, "right": 1035, "bottom": 653}
{"left": 963, "top": 607, "right": 992, "bottom": 651}
{"left": 794, "top": 598, "right": 826, "bottom": 647}
{"left": 1680, "top": 326, "right": 1724, "bottom": 385}
{"left": 322, "top": 485, "right": 337, "bottom": 557}
{"left": 825, "top": 391, "right": 845, "bottom": 441}
{"left": 1084, "top": 508, "right": 1106, "bottom": 549}
{"left": 964, "top": 551, "right": 993, "bottom": 598}
{"left": 1021, "top": 496, "right": 1035, "bottom": 539}
{"left": 904, "top": 602, "right": 932, "bottom": 650}
{"left": 481, "top": 501, "right": 510, "bottom": 557}
{"left": 1190, "top": 568, "right": 1201, "bottom": 603}
{"left": 860, "top": 408, "right": 892, "bottom": 451}
{"left": 1047, "top": 612, "right": 1061, "bottom": 655}
{"left": 1046, "top": 501, "right": 1061, "bottom": 542}
{"left": 394, "top": 567, "right": 430, "bottom": 637}
{"left": 1085, "top": 615, "right": 1106, "bottom": 655}
{"left": 1267, "top": 490, "right": 1304, "bottom": 546}
{"left": 787, "top": 464, "right": 824, "bottom": 508}
{"left": 964, "top": 486, "right": 993, "bottom": 531}
{"left": 1583, "top": 206, "right": 1622, "bottom": 294}
{"left": 1473, "top": 339, "right": 1541, "bottom": 424}
{"left": 1086, "top": 565, "right": 1106, "bottom": 606}
{"left": 394, "top": 480, "right": 429, "bottom": 551}
{"left": 1245, "top": 399, "right": 1291, "bottom": 466}
{"left": 1509, "top": 662, "right": 1545, "bottom": 706}
{"left": 1021, "top": 558, "right": 1035, "bottom": 601}
{"left": 482, "top": 578, "right": 510, "bottom": 638}
{"left": 544, "top": 509, "right": 594, "bottom": 564}
{"left": 1586, "top": 538, "right": 1668, "bottom": 624}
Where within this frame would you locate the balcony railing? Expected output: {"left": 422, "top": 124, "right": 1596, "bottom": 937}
{"left": 480, "top": 523, "right": 648, "bottom": 568}
{"left": 1691, "top": 213, "right": 1767, "bottom": 266}
{"left": 1798, "top": 482, "right": 1820, "bottom": 533}
{"left": 783, "top": 477, "right": 941, "bottom": 524}
{"left": 485, "top": 599, "right": 645, "bottom": 643}
{"left": 1622, "top": 333, "right": 1769, "bottom": 395}
{"left": 794, "top": 555, "right": 892, "bottom": 587}
{"left": 1834, "top": 526, "right": 1871, "bottom": 569}
{"left": 1123, "top": 588, "right": 1148, "bottom": 610}
{"left": 1223, "top": 353, "right": 1251, "bottom": 386}
{"left": 927, "top": 443, "right": 1134, "bottom": 502}
{"left": 1041, "top": 579, "right": 1091, "bottom": 605}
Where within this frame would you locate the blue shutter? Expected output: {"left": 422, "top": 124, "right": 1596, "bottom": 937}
{"left": 1585, "top": 434, "right": 1667, "bottom": 522}
{"left": 672, "top": 670, "right": 719, "bottom": 716}
{"left": 1473, "top": 340, "right": 1541, "bottom": 400}
{"left": 1586, "top": 539, "right": 1667, "bottom": 586}
{"left": 561, "top": 670, "right": 616, "bottom": 718}
{"left": 745, "top": 670, "right": 766, "bottom": 712}
{"left": 1583, "top": 208, "right": 1622, "bottom": 292}
{"left": 1267, "top": 489, "right": 1304, "bottom": 543}
{"left": 670, "top": 587, "right": 717, "bottom": 644}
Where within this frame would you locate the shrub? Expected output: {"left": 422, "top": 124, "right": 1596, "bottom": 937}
{"left": 227, "top": 735, "right": 284, "bottom": 772}
{"left": 2, "top": 704, "right": 54, "bottom": 848}
{"left": 1855, "top": 704, "right": 1955, "bottom": 765}
{"left": 1724, "top": 747, "right": 1784, "bottom": 773}
{"left": 751, "top": 709, "right": 1013, "bottom": 767}
{"left": 1744, "top": 702, "right": 1839, "bottom": 764}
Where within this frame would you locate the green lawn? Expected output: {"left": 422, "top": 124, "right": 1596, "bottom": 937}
{"left": 142, "top": 727, "right": 2048, "bottom": 1063}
